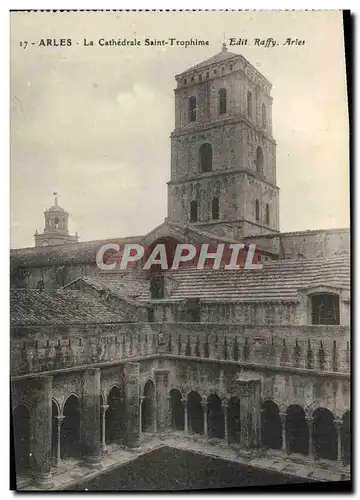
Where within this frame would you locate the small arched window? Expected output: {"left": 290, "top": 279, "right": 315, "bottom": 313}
{"left": 189, "top": 96, "right": 197, "bottom": 122}
{"left": 212, "top": 197, "right": 219, "bottom": 220}
{"left": 199, "top": 143, "right": 213, "bottom": 173}
{"left": 247, "top": 91, "right": 252, "bottom": 118}
{"left": 256, "top": 146, "right": 264, "bottom": 176}
{"left": 265, "top": 203, "right": 270, "bottom": 225}
{"left": 190, "top": 200, "right": 198, "bottom": 222}
{"left": 219, "top": 88, "right": 227, "bottom": 115}
{"left": 262, "top": 103, "right": 267, "bottom": 128}
{"left": 255, "top": 199, "right": 260, "bottom": 221}
{"left": 54, "top": 217, "right": 59, "bottom": 229}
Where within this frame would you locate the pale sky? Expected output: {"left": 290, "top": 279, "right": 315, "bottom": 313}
{"left": 10, "top": 10, "right": 349, "bottom": 249}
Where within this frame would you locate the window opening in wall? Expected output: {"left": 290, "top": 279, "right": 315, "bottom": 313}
{"left": 311, "top": 293, "right": 340, "bottom": 325}
{"left": 255, "top": 199, "right": 260, "bottom": 221}
{"left": 150, "top": 274, "right": 165, "bottom": 299}
{"left": 190, "top": 200, "right": 198, "bottom": 222}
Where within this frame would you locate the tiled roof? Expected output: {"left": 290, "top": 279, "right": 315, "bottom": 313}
{"left": 10, "top": 235, "right": 143, "bottom": 268}
{"left": 139, "top": 256, "right": 350, "bottom": 303}
{"left": 10, "top": 289, "right": 129, "bottom": 326}
{"left": 178, "top": 50, "right": 240, "bottom": 75}
{"left": 65, "top": 275, "right": 148, "bottom": 306}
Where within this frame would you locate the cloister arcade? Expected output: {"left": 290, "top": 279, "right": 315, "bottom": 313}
{"left": 13, "top": 388, "right": 351, "bottom": 481}
{"left": 11, "top": 360, "right": 351, "bottom": 487}
{"left": 165, "top": 390, "right": 351, "bottom": 465}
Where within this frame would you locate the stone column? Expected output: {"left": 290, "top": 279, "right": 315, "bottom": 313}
{"left": 334, "top": 419, "right": 343, "bottom": 465}
{"left": 306, "top": 416, "right": 314, "bottom": 460}
{"left": 81, "top": 368, "right": 102, "bottom": 469}
{"left": 182, "top": 397, "right": 188, "bottom": 434}
{"left": 139, "top": 397, "right": 145, "bottom": 439}
{"left": 124, "top": 362, "right": 140, "bottom": 449}
{"left": 236, "top": 378, "right": 261, "bottom": 450}
{"left": 222, "top": 402, "right": 229, "bottom": 445}
{"left": 154, "top": 369, "right": 171, "bottom": 438}
{"left": 32, "top": 376, "right": 53, "bottom": 487}
{"left": 55, "top": 415, "right": 65, "bottom": 468}
{"left": 100, "top": 405, "right": 109, "bottom": 455}
{"left": 279, "top": 412, "right": 288, "bottom": 454}
{"left": 202, "top": 401, "right": 208, "bottom": 438}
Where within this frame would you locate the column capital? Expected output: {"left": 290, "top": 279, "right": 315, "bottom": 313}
{"left": 201, "top": 400, "right": 208, "bottom": 409}
{"left": 279, "top": 412, "right": 286, "bottom": 424}
{"left": 55, "top": 415, "right": 65, "bottom": 425}
{"left": 305, "top": 416, "right": 314, "bottom": 424}
{"left": 334, "top": 419, "right": 343, "bottom": 430}
{"left": 101, "top": 404, "right": 110, "bottom": 413}
{"left": 221, "top": 402, "right": 228, "bottom": 409}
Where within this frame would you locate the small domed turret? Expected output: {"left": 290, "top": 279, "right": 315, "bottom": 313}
{"left": 34, "top": 192, "right": 79, "bottom": 247}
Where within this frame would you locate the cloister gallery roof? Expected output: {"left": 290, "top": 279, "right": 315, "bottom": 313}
{"left": 10, "top": 289, "right": 128, "bottom": 326}
{"left": 153, "top": 255, "right": 350, "bottom": 303}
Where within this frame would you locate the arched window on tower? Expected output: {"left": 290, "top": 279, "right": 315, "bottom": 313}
{"left": 256, "top": 146, "right": 264, "bottom": 177}
{"left": 218, "top": 88, "right": 227, "bottom": 115}
{"left": 188, "top": 96, "right": 197, "bottom": 122}
{"left": 247, "top": 91, "right": 252, "bottom": 118}
{"left": 255, "top": 199, "right": 260, "bottom": 221}
{"left": 199, "top": 143, "right": 213, "bottom": 173}
{"left": 190, "top": 200, "right": 198, "bottom": 222}
{"left": 262, "top": 103, "right": 267, "bottom": 128}
{"left": 265, "top": 204, "right": 270, "bottom": 225}
{"left": 212, "top": 197, "right": 219, "bottom": 220}
{"left": 54, "top": 217, "right": 59, "bottom": 229}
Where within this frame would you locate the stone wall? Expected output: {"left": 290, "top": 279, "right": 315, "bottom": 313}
{"left": 11, "top": 322, "right": 350, "bottom": 378}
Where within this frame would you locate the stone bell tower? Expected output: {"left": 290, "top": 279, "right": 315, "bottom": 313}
{"left": 34, "top": 193, "right": 79, "bottom": 247}
{"left": 167, "top": 44, "right": 280, "bottom": 238}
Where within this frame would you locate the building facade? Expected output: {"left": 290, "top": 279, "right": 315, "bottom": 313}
{"left": 10, "top": 47, "right": 351, "bottom": 489}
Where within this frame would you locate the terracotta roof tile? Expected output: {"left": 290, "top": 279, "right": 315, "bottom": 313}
{"left": 10, "top": 289, "right": 129, "bottom": 326}
{"left": 139, "top": 255, "right": 350, "bottom": 302}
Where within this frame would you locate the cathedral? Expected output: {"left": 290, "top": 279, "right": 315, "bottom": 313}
{"left": 10, "top": 45, "right": 351, "bottom": 490}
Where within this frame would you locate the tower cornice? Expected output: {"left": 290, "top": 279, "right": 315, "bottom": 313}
{"left": 167, "top": 169, "right": 280, "bottom": 191}
{"left": 171, "top": 114, "right": 276, "bottom": 146}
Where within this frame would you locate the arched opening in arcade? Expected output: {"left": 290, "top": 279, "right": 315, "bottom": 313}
{"left": 142, "top": 380, "right": 156, "bottom": 432}
{"left": 13, "top": 403, "right": 31, "bottom": 475}
{"left": 169, "top": 389, "right": 184, "bottom": 430}
{"left": 61, "top": 395, "right": 81, "bottom": 459}
{"left": 261, "top": 400, "right": 282, "bottom": 450}
{"left": 227, "top": 397, "right": 240, "bottom": 444}
{"left": 187, "top": 391, "right": 204, "bottom": 435}
{"left": 341, "top": 411, "right": 351, "bottom": 465}
{"left": 106, "top": 386, "right": 125, "bottom": 444}
{"left": 286, "top": 405, "right": 309, "bottom": 455}
{"left": 313, "top": 408, "right": 337, "bottom": 461}
{"left": 207, "top": 394, "right": 225, "bottom": 439}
